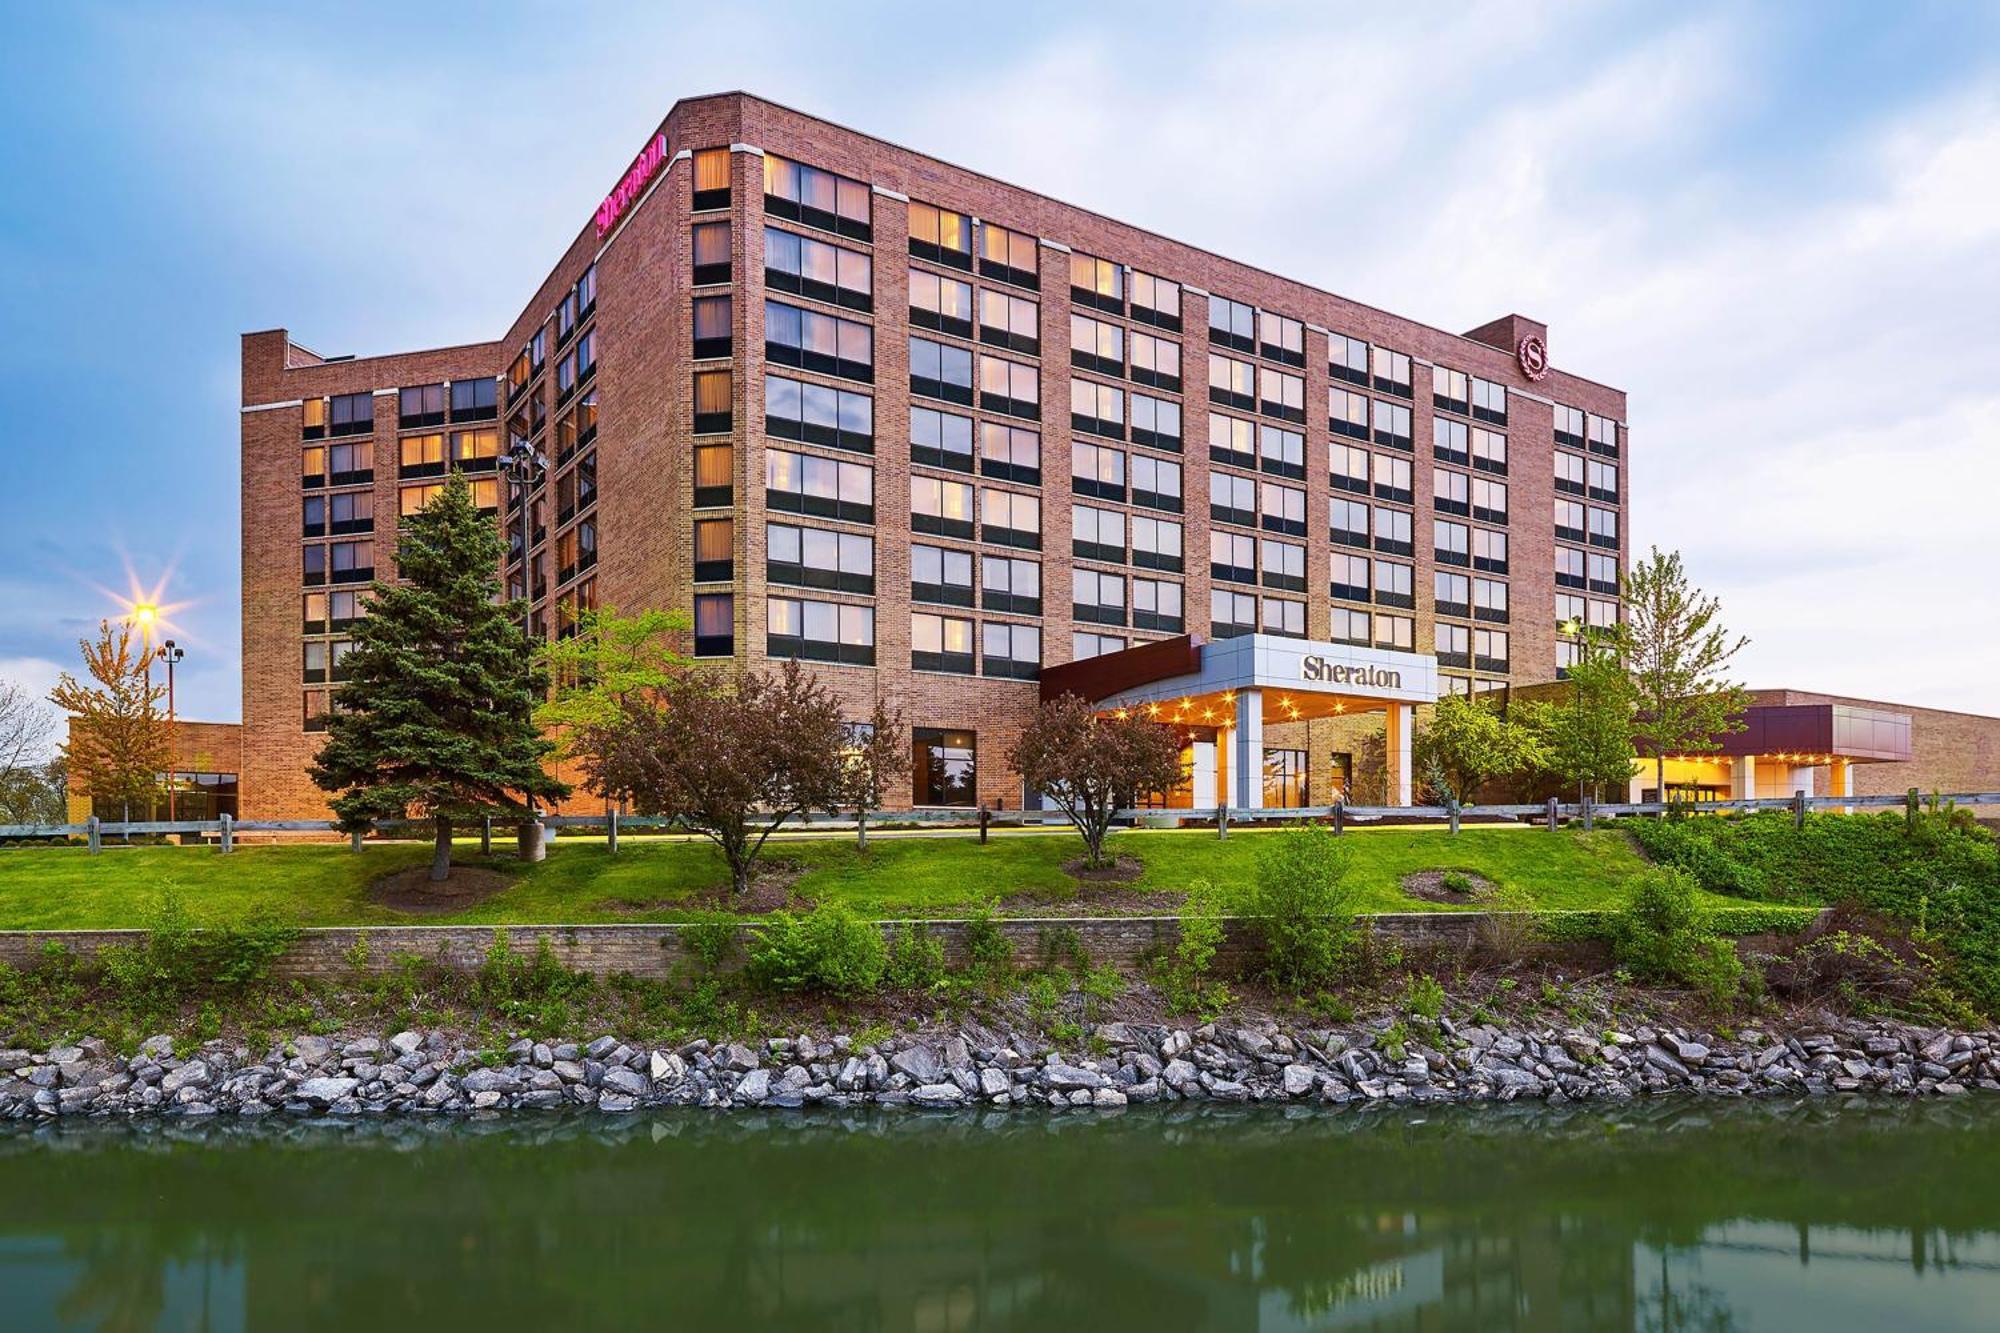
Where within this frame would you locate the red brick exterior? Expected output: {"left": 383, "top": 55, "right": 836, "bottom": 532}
{"left": 240, "top": 91, "right": 1631, "bottom": 819}
{"left": 1747, "top": 689, "right": 2000, "bottom": 800}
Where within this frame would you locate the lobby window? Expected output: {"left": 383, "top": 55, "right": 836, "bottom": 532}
{"left": 765, "top": 300, "right": 873, "bottom": 383}
{"left": 1072, "top": 504, "right": 1126, "bottom": 564}
{"left": 692, "top": 147, "right": 731, "bottom": 211}
{"left": 1210, "top": 588, "right": 1256, "bottom": 639}
{"left": 1208, "top": 295, "right": 1256, "bottom": 353}
{"left": 767, "top": 373, "right": 874, "bottom": 454}
{"left": 980, "top": 289, "right": 1040, "bottom": 355}
{"left": 1070, "top": 252, "right": 1123, "bottom": 312}
{"left": 983, "top": 622, "right": 1041, "bottom": 680}
{"left": 1472, "top": 477, "right": 1508, "bottom": 525}
{"left": 1210, "top": 471, "right": 1256, "bottom": 529}
{"left": 1073, "top": 569, "right": 1126, "bottom": 625}
{"left": 767, "top": 521, "right": 872, "bottom": 595}
{"left": 910, "top": 404, "right": 975, "bottom": 473}
{"left": 1208, "top": 352, "right": 1256, "bottom": 412}
{"left": 328, "top": 392, "right": 373, "bottom": 438}
{"left": 1132, "top": 577, "right": 1184, "bottom": 632}
{"left": 1435, "top": 519, "right": 1470, "bottom": 567}
{"left": 1131, "top": 514, "right": 1183, "bottom": 573}
{"left": 399, "top": 432, "right": 446, "bottom": 479}
{"left": 1130, "top": 271, "right": 1181, "bottom": 331}
{"left": 1260, "top": 480, "right": 1307, "bottom": 537}
{"left": 1261, "top": 596, "right": 1305, "bottom": 639}
{"left": 1210, "top": 412, "right": 1256, "bottom": 471}
{"left": 1554, "top": 499, "right": 1586, "bottom": 543}
{"left": 910, "top": 267, "right": 974, "bottom": 339}
{"left": 911, "top": 336, "right": 974, "bottom": 405}
{"left": 1554, "top": 403, "right": 1586, "bottom": 450}
{"left": 1373, "top": 558, "right": 1414, "bottom": 610}
{"left": 767, "top": 227, "right": 872, "bottom": 312}
{"left": 1434, "top": 466, "right": 1469, "bottom": 515}
{"left": 1331, "top": 497, "right": 1371, "bottom": 549}
{"left": 1331, "top": 607, "right": 1370, "bottom": 647}
{"left": 694, "top": 444, "right": 732, "bottom": 509}
{"left": 1554, "top": 451, "right": 1586, "bottom": 496}
{"left": 1071, "top": 379, "right": 1125, "bottom": 440}
{"left": 1071, "top": 313, "right": 1124, "bottom": 377}
{"left": 911, "top": 475, "right": 976, "bottom": 540}
{"left": 912, "top": 612, "right": 976, "bottom": 675}
{"left": 908, "top": 200, "right": 973, "bottom": 270}
{"left": 1210, "top": 530, "right": 1256, "bottom": 585}
{"left": 1371, "top": 504, "right": 1412, "bottom": 555}
{"left": 913, "top": 543, "right": 976, "bottom": 608}
{"left": 1373, "top": 399, "right": 1413, "bottom": 449}
{"left": 1130, "top": 331, "right": 1180, "bottom": 392}
{"left": 978, "top": 221, "right": 1040, "bottom": 289}
{"left": 1587, "top": 505, "right": 1619, "bottom": 548}
{"left": 694, "top": 592, "right": 734, "bottom": 657}
{"left": 693, "top": 220, "right": 732, "bottom": 285}
{"left": 1130, "top": 393, "right": 1182, "bottom": 451}
{"left": 1587, "top": 413, "right": 1619, "bottom": 457}
{"left": 1258, "top": 424, "right": 1304, "bottom": 480}
{"left": 1473, "top": 576, "right": 1509, "bottom": 623}
{"left": 912, "top": 728, "right": 978, "bottom": 807}
{"left": 1071, "top": 441, "right": 1126, "bottom": 502}
{"left": 1332, "top": 553, "right": 1370, "bottom": 602}
{"left": 1434, "top": 417, "right": 1470, "bottom": 466}
{"left": 1471, "top": 375, "right": 1507, "bottom": 425}
{"left": 982, "top": 488, "right": 1042, "bottom": 550}
{"left": 1371, "top": 346, "right": 1412, "bottom": 398}
{"left": 981, "top": 554, "right": 1040, "bottom": 616}
{"left": 1436, "top": 622, "right": 1471, "bottom": 668}
{"left": 1432, "top": 367, "right": 1470, "bottom": 417}
{"left": 1372, "top": 453, "right": 1412, "bottom": 505}
{"left": 1472, "top": 527, "right": 1508, "bottom": 574}
{"left": 1474, "top": 628, "right": 1510, "bottom": 672}
{"left": 398, "top": 384, "right": 444, "bottom": 429}
{"left": 693, "top": 368, "right": 733, "bottom": 434}
{"left": 302, "top": 397, "right": 327, "bottom": 440}
{"left": 768, "top": 596, "right": 874, "bottom": 665}
{"left": 1261, "top": 537, "right": 1306, "bottom": 592}
{"left": 1471, "top": 427, "right": 1508, "bottom": 474}
{"left": 1375, "top": 612, "right": 1414, "bottom": 651}
{"left": 1258, "top": 310, "right": 1305, "bottom": 367}
{"left": 693, "top": 517, "right": 734, "bottom": 582}
{"left": 450, "top": 378, "right": 497, "bottom": 422}
{"left": 1329, "top": 333, "right": 1369, "bottom": 387}
{"left": 1131, "top": 454, "right": 1182, "bottom": 513}
{"left": 1435, "top": 571, "right": 1471, "bottom": 619}
{"left": 979, "top": 354, "right": 1040, "bottom": 420}
{"left": 769, "top": 449, "right": 873, "bottom": 525}
{"left": 1556, "top": 546, "right": 1587, "bottom": 590}
{"left": 979, "top": 422, "right": 1041, "bottom": 485}
{"left": 1332, "top": 443, "right": 1369, "bottom": 495}
{"left": 692, "top": 294, "right": 733, "bottom": 360}
{"left": 1588, "top": 459, "right": 1619, "bottom": 502}
{"left": 1072, "top": 632, "right": 1127, "bottom": 661}
{"left": 764, "top": 153, "right": 871, "bottom": 240}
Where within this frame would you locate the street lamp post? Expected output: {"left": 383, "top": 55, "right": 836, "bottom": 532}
{"left": 161, "top": 639, "right": 185, "bottom": 823}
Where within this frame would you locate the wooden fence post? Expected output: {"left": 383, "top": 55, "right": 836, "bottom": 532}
{"left": 219, "top": 813, "right": 233, "bottom": 854}
{"left": 1793, "top": 789, "right": 1807, "bottom": 830}
{"left": 1217, "top": 804, "right": 1228, "bottom": 840}
{"left": 607, "top": 806, "right": 620, "bottom": 855}
{"left": 1447, "top": 798, "right": 1460, "bottom": 835}
{"left": 1546, "top": 797, "right": 1559, "bottom": 832}
{"left": 87, "top": 816, "right": 101, "bottom": 856}
{"left": 481, "top": 816, "right": 492, "bottom": 855}
{"left": 1582, "top": 793, "right": 1594, "bottom": 832}
{"left": 1906, "top": 788, "right": 1920, "bottom": 832}
{"left": 1332, "top": 803, "right": 1343, "bottom": 836}
{"left": 978, "top": 804, "right": 990, "bottom": 844}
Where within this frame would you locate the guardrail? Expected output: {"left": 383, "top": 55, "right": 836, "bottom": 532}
{"left": 4, "top": 788, "right": 1994, "bottom": 854}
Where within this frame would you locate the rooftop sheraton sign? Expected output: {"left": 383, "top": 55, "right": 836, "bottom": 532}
{"left": 595, "top": 133, "right": 671, "bottom": 238}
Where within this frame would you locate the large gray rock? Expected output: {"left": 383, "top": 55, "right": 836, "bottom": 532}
{"left": 978, "top": 1067, "right": 1012, "bottom": 1098}
{"left": 460, "top": 1067, "right": 520, "bottom": 1095}
{"left": 600, "top": 1067, "right": 649, "bottom": 1098}
{"left": 1281, "top": 1064, "right": 1316, "bottom": 1097}
{"left": 912, "top": 1082, "right": 966, "bottom": 1107}
{"left": 298, "top": 1077, "right": 360, "bottom": 1105}
{"left": 735, "top": 1069, "right": 771, "bottom": 1103}
{"left": 1044, "top": 1063, "right": 1105, "bottom": 1092}
{"left": 891, "top": 1045, "right": 942, "bottom": 1084}
{"left": 161, "top": 1061, "right": 211, "bottom": 1094}
{"left": 388, "top": 1031, "right": 423, "bottom": 1057}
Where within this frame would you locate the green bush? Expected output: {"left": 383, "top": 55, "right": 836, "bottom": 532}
{"left": 1157, "top": 877, "right": 1232, "bottom": 1017}
{"left": 962, "top": 902, "right": 1014, "bottom": 978}
{"left": 1404, "top": 973, "right": 1446, "bottom": 1022}
{"left": 1615, "top": 867, "right": 1741, "bottom": 1005}
{"left": 681, "top": 911, "right": 741, "bottom": 973}
{"left": 746, "top": 903, "right": 887, "bottom": 996}
{"left": 885, "top": 922, "right": 946, "bottom": 991}
{"left": 1246, "top": 825, "right": 1358, "bottom": 991}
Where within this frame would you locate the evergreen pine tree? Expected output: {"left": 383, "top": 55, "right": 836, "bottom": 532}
{"left": 310, "top": 473, "right": 569, "bottom": 880}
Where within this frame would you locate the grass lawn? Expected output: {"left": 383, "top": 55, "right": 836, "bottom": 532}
{"left": 0, "top": 825, "right": 1679, "bottom": 931}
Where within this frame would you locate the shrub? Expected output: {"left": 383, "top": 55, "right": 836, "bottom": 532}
{"left": 681, "top": 911, "right": 741, "bottom": 974}
{"left": 472, "top": 934, "right": 592, "bottom": 1032}
{"left": 1246, "top": 825, "right": 1358, "bottom": 992}
{"left": 962, "top": 902, "right": 1014, "bottom": 978}
{"left": 1157, "top": 877, "right": 1232, "bottom": 1017}
{"left": 746, "top": 903, "right": 887, "bottom": 996}
{"left": 1616, "top": 867, "right": 1742, "bottom": 1005}
{"left": 1439, "top": 870, "right": 1474, "bottom": 896}
{"left": 1404, "top": 973, "right": 1446, "bottom": 1022}
{"left": 885, "top": 922, "right": 946, "bottom": 992}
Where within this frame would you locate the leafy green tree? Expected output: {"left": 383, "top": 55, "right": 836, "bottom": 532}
{"left": 1623, "top": 547, "right": 1750, "bottom": 803}
{"left": 840, "top": 697, "right": 910, "bottom": 851}
{"left": 1412, "top": 691, "right": 1544, "bottom": 804}
{"left": 1008, "top": 693, "right": 1186, "bottom": 868}
{"left": 1527, "top": 632, "right": 1639, "bottom": 804}
{"left": 533, "top": 606, "right": 690, "bottom": 744}
{"left": 50, "top": 621, "right": 168, "bottom": 825}
{"left": 309, "top": 473, "right": 569, "bottom": 881}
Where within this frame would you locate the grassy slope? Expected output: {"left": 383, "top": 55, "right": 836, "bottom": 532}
{"left": 0, "top": 825, "right": 1676, "bottom": 930}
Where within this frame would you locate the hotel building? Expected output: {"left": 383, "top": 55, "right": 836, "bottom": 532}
{"left": 239, "top": 90, "right": 1636, "bottom": 819}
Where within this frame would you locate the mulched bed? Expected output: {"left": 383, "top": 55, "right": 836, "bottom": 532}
{"left": 997, "top": 881, "right": 1185, "bottom": 917}
{"left": 602, "top": 858, "right": 813, "bottom": 917}
{"left": 370, "top": 865, "right": 516, "bottom": 916}
{"left": 1062, "top": 855, "right": 1145, "bottom": 883}
{"left": 1400, "top": 868, "right": 1498, "bottom": 905}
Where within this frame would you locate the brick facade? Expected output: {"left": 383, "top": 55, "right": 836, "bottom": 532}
{"left": 240, "top": 91, "right": 1631, "bottom": 819}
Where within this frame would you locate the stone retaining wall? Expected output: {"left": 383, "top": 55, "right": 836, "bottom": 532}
{"left": 0, "top": 912, "right": 1534, "bottom": 981}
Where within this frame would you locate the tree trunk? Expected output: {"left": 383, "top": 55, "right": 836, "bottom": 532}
{"left": 856, "top": 806, "right": 867, "bottom": 852}
{"left": 430, "top": 814, "right": 452, "bottom": 883}
{"left": 1655, "top": 753, "right": 1667, "bottom": 815}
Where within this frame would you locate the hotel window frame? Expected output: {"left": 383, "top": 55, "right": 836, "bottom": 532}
{"left": 1473, "top": 576, "right": 1509, "bottom": 624}
{"left": 909, "top": 267, "right": 975, "bottom": 339}
{"left": 1372, "top": 557, "right": 1414, "bottom": 610}
{"left": 1587, "top": 459, "right": 1619, "bottom": 503}
{"left": 1262, "top": 595, "right": 1306, "bottom": 639}
{"left": 1431, "top": 367, "right": 1470, "bottom": 417}
{"left": 1129, "top": 270, "right": 1182, "bottom": 331}
{"left": 766, "top": 373, "right": 874, "bottom": 454}
{"left": 693, "top": 517, "right": 735, "bottom": 583}
{"left": 982, "top": 621, "right": 1042, "bottom": 680}
{"left": 693, "top": 219, "right": 733, "bottom": 286}
{"left": 1131, "top": 514, "right": 1184, "bottom": 573}
{"left": 910, "top": 336, "right": 974, "bottom": 406}
{"left": 1259, "top": 364, "right": 1305, "bottom": 422}
{"left": 1587, "top": 413, "right": 1619, "bottom": 457}
{"left": 1260, "top": 536, "right": 1306, "bottom": 593}
{"left": 1332, "top": 553, "right": 1370, "bottom": 603}
{"left": 1472, "top": 476, "right": 1508, "bottom": 525}
{"left": 979, "top": 288, "right": 1040, "bottom": 355}
{"left": 1471, "top": 375, "right": 1508, "bottom": 425}
{"left": 1071, "top": 440, "right": 1127, "bottom": 503}
{"left": 1433, "top": 465, "right": 1470, "bottom": 516}
{"left": 325, "top": 441, "right": 370, "bottom": 488}
{"left": 1210, "top": 529, "right": 1256, "bottom": 586}
{"left": 1258, "top": 310, "right": 1306, "bottom": 367}
{"left": 1554, "top": 450, "right": 1586, "bottom": 497}
{"left": 1131, "top": 454, "right": 1182, "bottom": 514}
{"left": 692, "top": 148, "right": 731, "bottom": 212}
{"left": 1258, "top": 423, "right": 1305, "bottom": 480}
{"left": 1210, "top": 588, "right": 1257, "bottom": 639}
{"left": 450, "top": 427, "right": 499, "bottom": 472}
{"left": 693, "top": 368, "right": 733, "bottom": 434}
{"left": 1073, "top": 631, "right": 1127, "bottom": 661}
{"left": 912, "top": 611, "right": 977, "bottom": 675}
{"left": 1371, "top": 346, "right": 1412, "bottom": 398}
{"left": 1330, "top": 607, "right": 1371, "bottom": 648}
{"left": 450, "top": 378, "right": 497, "bottom": 422}
{"left": 1554, "top": 403, "right": 1587, "bottom": 450}
{"left": 1555, "top": 546, "right": 1588, "bottom": 591}
{"left": 1070, "top": 252, "right": 1123, "bottom": 313}
{"left": 764, "top": 153, "right": 871, "bottom": 241}
{"left": 767, "top": 596, "right": 876, "bottom": 666}
{"left": 1554, "top": 498, "right": 1587, "bottom": 543}
{"left": 328, "top": 539, "right": 373, "bottom": 585}
{"left": 399, "top": 383, "right": 445, "bottom": 429}
{"left": 302, "top": 396, "right": 327, "bottom": 441}
{"left": 980, "top": 554, "right": 1041, "bottom": 616}
{"left": 978, "top": 220, "right": 1039, "bottom": 290}
{"left": 1209, "top": 470, "right": 1257, "bottom": 529}
{"left": 692, "top": 294, "right": 733, "bottom": 360}
{"left": 1072, "top": 503, "right": 1125, "bottom": 565}
{"left": 1260, "top": 480, "right": 1307, "bottom": 538}
{"left": 1472, "top": 526, "right": 1509, "bottom": 575}
{"left": 1209, "top": 411, "right": 1256, "bottom": 471}
{"left": 1208, "top": 352, "right": 1256, "bottom": 412}
{"left": 765, "top": 226, "right": 873, "bottom": 313}
{"left": 1207, "top": 295, "right": 1256, "bottom": 354}
{"left": 1435, "top": 518, "right": 1470, "bottom": 567}
{"left": 910, "top": 404, "right": 975, "bottom": 474}
{"left": 1435, "top": 621, "right": 1471, "bottom": 668}
{"left": 979, "top": 353, "right": 1041, "bottom": 420}
{"left": 911, "top": 727, "right": 977, "bottom": 807}
{"left": 1587, "top": 505, "right": 1620, "bottom": 549}
{"left": 1130, "top": 392, "right": 1182, "bottom": 451}
{"left": 1587, "top": 552, "right": 1621, "bottom": 595}
{"left": 981, "top": 487, "right": 1042, "bottom": 550}
{"left": 694, "top": 444, "right": 732, "bottom": 509}
{"left": 1371, "top": 504, "right": 1413, "bottom": 556}
{"left": 765, "top": 299, "right": 872, "bottom": 383}
{"left": 1556, "top": 593, "right": 1588, "bottom": 630}
{"left": 767, "top": 448, "right": 874, "bottom": 525}
{"left": 1434, "top": 417, "right": 1470, "bottom": 467}
{"left": 912, "top": 542, "right": 976, "bottom": 608}
{"left": 766, "top": 521, "right": 873, "bottom": 595}
{"left": 1471, "top": 427, "right": 1508, "bottom": 475}
{"left": 398, "top": 432, "right": 446, "bottom": 480}
{"left": 1132, "top": 576, "right": 1184, "bottom": 633}
{"left": 1372, "top": 453, "right": 1413, "bottom": 505}
{"left": 911, "top": 474, "right": 977, "bottom": 541}
{"left": 1070, "top": 378, "right": 1125, "bottom": 440}
{"left": 1070, "top": 312, "right": 1125, "bottom": 378}
{"left": 978, "top": 422, "right": 1041, "bottom": 485}
{"left": 328, "top": 489, "right": 373, "bottom": 536}
{"left": 908, "top": 200, "right": 973, "bottom": 270}
{"left": 1373, "top": 399, "right": 1413, "bottom": 450}
{"left": 1435, "top": 570, "right": 1471, "bottom": 619}
{"left": 1072, "top": 568, "right": 1127, "bottom": 626}
{"left": 1329, "top": 333, "right": 1369, "bottom": 387}
{"left": 1374, "top": 612, "right": 1414, "bottom": 651}
{"left": 328, "top": 392, "right": 373, "bottom": 438}
{"left": 1474, "top": 627, "right": 1510, "bottom": 673}
{"left": 1331, "top": 497, "right": 1371, "bottom": 550}
{"left": 1331, "top": 443, "right": 1370, "bottom": 496}
{"left": 1129, "top": 330, "right": 1181, "bottom": 392}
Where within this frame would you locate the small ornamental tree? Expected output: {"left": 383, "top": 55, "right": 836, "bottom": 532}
{"left": 1531, "top": 632, "right": 1639, "bottom": 804}
{"left": 1008, "top": 693, "right": 1186, "bottom": 868}
{"left": 1623, "top": 547, "right": 1750, "bottom": 803}
{"left": 309, "top": 473, "right": 570, "bottom": 881}
{"left": 1412, "top": 691, "right": 1544, "bottom": 805}
{"left": 841, "top": 697, "right": 910, "bottom": 851}
{"left": 533, "top": 606, "right": 691, "bottom": 746}
{"left": 575, "top": 658, "right": 851, "bottom": 896}
{"left": 51, "top": 620, "right": 169, "bottom": 825}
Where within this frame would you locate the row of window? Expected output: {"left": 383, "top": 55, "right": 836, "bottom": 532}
{"left": 1553, "top": 500, "right": 1621, "bottom": 547}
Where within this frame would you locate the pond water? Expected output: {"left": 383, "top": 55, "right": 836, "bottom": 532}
{"left": 2, "top": 1098, "right": 1998, "bottom": 1330}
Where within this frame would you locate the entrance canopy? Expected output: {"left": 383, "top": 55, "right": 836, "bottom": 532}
{"left": 1039, "top": 634, "right": 1439, "bottom": 807}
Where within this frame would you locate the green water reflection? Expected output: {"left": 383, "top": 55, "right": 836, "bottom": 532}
{"left": 1, "top": 1098, "right": 1997, "bottom": 1331}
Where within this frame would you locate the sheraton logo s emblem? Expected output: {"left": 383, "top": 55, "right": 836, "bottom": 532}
{"left": 1517, "top": 334, "right": 1549, "bottom": 382}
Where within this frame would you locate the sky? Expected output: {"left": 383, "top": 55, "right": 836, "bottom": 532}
{"left": 1, "top": 0, "right": 1997, "bottom": 750}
